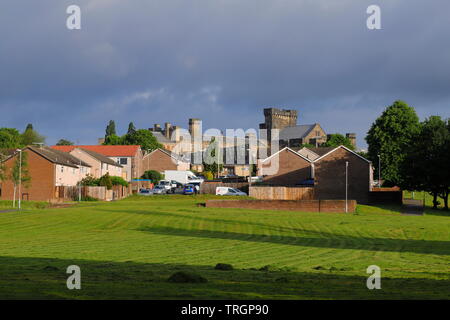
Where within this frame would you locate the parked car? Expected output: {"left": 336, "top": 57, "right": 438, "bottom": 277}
{"left": 157, "top": 180, "right": 173, "bottom": 193}
{"left": 183, "top": 184, "right": 195, "bottom": 195}
{"left": 138, "top": 188, "right": 153, "bottom": 196}
{"left": 152, "top": 185, "right": 167, "bottom": 194}
{"left": 216, "top": 187, "right": 247, "bottom": 196}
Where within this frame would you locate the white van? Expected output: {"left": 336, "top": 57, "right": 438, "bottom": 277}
{"left": 216, "top": 187, "right": 247, "bottom": 196}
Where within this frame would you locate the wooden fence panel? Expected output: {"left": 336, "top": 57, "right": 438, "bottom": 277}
{"left": 249, "top": 186, "right": 314, "bottom": 200}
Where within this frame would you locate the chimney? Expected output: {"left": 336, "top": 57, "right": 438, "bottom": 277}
{"left": 164, "top": 122, "right": 172, "bottom": 139}
{"left": 346, "top": 133, "right": 357, "bottom": 148}
{"left": 154, "top": 124, "right": 161, "bottom": 132}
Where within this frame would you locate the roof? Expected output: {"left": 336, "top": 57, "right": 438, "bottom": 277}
{"left": 72, "top": 148, "right": 122, "bottom": 167}
{"left": 145, "top": 148, "right": 190, "bottom": 163}
{"left": 303, "top": 147, "right": 336, "bottom": 157}
{"left": 260, "top": 147, "right": 312, "bottom": 163}
{"left": 26, "top": 146, "right": 91, "bottom": 168}
{"left": 51, "top": 145, "right": 141, "bottom": 157}
{"left": 313, "top": 145, "right": 372, "bottom": 163}
{"left": 152, "top": 131, "right": 175, "bottom": 144}
{"left": 279, "top": 124, "right": 316, "bottom": 140}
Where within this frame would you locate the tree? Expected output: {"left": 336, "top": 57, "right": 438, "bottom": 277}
{"left": 103, "top": 134, "right": 123, "bottom": 145}
{"left": 322, "top": 134, "right": 355, "bottom": 150}
{"left": 20, "top": 124, "right": 45, "bottom": 146}
{"left": 0, "top": 128, "right": 22, "bottom": 149}
{"left": 202, "top": 139, "right": 223, "bottom": 177}
{"left": 10, "top": 151, "right": 31, "bottom": 207}
{"left": 56, "top": 139, "right": 74, "bottom": 146}
{"left": 366, "top": 101, "right": 420, "bottom": 186}
{"left": 127, "top": 122, "right": 137, "bottom": 135}
{"left": 203, "top": 171, "right": 214, "bottom": 181}
{"left": 105, "top": 120, "right": 117, "bottom": 139}
{"left": 141, "top": 170, "right": 163, "bottom": 184}
{"left": 98, "top": 173, "right": 113, "bottom": 190}
{"left": 124, "top": 129, "right": 162, "bottom": 152}
{"left": 401, "top": 116, "right": 450, "bottom": 209}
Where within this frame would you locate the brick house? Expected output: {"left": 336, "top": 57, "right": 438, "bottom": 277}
{"left": 69, "top": 148, "right": 123, "bottom": 178}
{"left": 258, "top": 147, "right": 312, "bottom": 185}
{"left": 312, "top": 146, "right": 373, "bottom": 204}
{"left": 52, "top": 145, "right": 143, "bottom": 181}
{"left": 141, "top": 148, "right": 190, "bottom": 173}
{"left": 0, "top": 146, "right": 91, "bottom": 202}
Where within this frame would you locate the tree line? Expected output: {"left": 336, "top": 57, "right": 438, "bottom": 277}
{"left": 366, "top": 100, "right": 449, "bottom": 210}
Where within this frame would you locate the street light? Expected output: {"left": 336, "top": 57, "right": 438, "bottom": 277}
{"left": 377, "top": 154, "right": 381, "bottom": 188}
{"left": 345, "top": 161, "right": 349, "bottom": 213}
{"left": 16, "top": 149, "right": 22, "bottom": 210}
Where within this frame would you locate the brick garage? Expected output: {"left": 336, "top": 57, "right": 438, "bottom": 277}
{"left": 313, "top": 146, "right": 373, "bottom": 204}
{"left": 0, "top": 149, "right": 55, "bottom": 202}
{"left": 141, "top": 148, "right": 190, "bottom": 173}
{"left": 258, "top": 148, "right": 312, "bottom": 186}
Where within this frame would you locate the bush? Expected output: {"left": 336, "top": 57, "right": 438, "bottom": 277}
{"left": 204, "top": 171, "right": 214, "bottom": 180}
{"left": 167, "top": 271, "right": 208, "bottom": 283}
{"left": 141, "top": 170, "right": 163, "bottom": 184}
{"left": 214, "top": 263, "right": 234, "bottom": 271}
{"left": 80, "top": 174, "right": 100, "bottom": 186}
{"left": 99, "top": 173, "right": 113, "bottom": 190}
{"left": 110, "top": 176, "right": 129, "bottom": 187}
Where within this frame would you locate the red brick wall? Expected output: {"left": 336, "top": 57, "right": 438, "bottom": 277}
{"left": 314, "top": 147, "right": 371, "bottom": 204}
{"left": 205, "top": 199, "right": 356, "bottom": 213}
{"left": 141, "top": 149, "right": 177, "bottom": 173}
{"left": 260, "top": 149, "right": 311, "bottom": 186}
{"left": 0, "top": 149, "right": 55, "bottom": 202}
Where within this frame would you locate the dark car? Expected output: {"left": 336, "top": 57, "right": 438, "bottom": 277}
{"left": 183, "top": 184, "right": 195, "bottom": 195}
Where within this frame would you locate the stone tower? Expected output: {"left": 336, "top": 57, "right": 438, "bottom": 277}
{"left": 259, "top": 108, "right": 298, "bottom": 130}
{"left": 346, "top": 133, "right": 357, "bottom": 148}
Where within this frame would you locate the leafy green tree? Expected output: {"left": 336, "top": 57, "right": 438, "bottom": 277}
{"left": 141, "top": 170, "right": 163, "bottom": 184}
{"left": 202, "top": 139, "right": 223, "bottom": 177}
{"left": 127, "top": 122, "right": 136, "bottom": 135}
{"left": 366, "top": 101, "right": 420, "bottom": 186}
{"left": 124, "top": 129, "right": 162, "bottom": 152}
{"left": 0, "top": 128, "right": 22, "bottom": 149}
{"left": 56, "top": 139, "right": 74, "bottom": 146}
{"left": 401, "top": 116, "right": 450, "bottom": 209}
{"left": 103, "top": 134, "right": 123, "bottom": 145}
{"left": 10, "top": 151, "right": 31, "bottom": 206}
{"left": 80, "top": 174, "right": 100, "bottom": 186}
{"left": 322, "top": 134, "right": 355, "bottom": 150}
{"left": 105, "top": 120, "right": 117, "bottom": 139}
{"left": 20, "top": 124, "right": 45, "bottom": 146}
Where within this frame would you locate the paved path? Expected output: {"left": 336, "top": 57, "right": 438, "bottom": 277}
{"left": 401, "top": 199, "right": 424, "bottom": 215}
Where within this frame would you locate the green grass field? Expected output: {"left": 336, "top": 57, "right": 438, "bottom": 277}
{"left": 0, "top": 195, "right": 449, "bottom": 299}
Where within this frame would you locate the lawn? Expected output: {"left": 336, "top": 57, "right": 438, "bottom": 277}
{"left": 0, "top": 195, "right": 449, "bottom": 299}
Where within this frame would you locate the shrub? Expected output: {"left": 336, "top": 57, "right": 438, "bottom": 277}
{"left": 80, "top": 174, "right": 100, "bottom": 186}
{"left": 204, "top": 171, "right": 214, "bottom": 181}
{"left": 99, "top": 173, "right": 113, "bottom": 190}
{"left": 167, "top": 271, "right": 208, "bottom": 283}
{"left": 110, "top": 176, "right": 129, "bottom": 187}
{"left": 214, "top": 263, "right": 234, "bottom": 271}
{"left": 141, "top": 170, "right": 163, "bottom": 184}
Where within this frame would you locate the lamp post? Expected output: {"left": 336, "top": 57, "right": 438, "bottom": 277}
{"left": 377, "top": 154, "right": 381, "bottom": 188}
{"left": 345, "top": 161, "right": 348, "bottom": 213}
{"left": 17, "top": 149, "right": 22, "bottom": 210}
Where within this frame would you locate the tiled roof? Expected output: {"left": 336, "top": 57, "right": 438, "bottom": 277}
{"left": 28, "top": 146, "right": 91, "bottom": 168}
{"left": 304, "top": 147, "right": 336, "bottom": 157}
{"left": 51, "top": 145, "right": 141, "bottom": 157}
{"left": 73, "top": 148, "right": 122, "bottom": 167}
{"left": 152, "top": 131, "right": 175, "bottom": 144}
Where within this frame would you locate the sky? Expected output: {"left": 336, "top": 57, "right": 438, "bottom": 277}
{"left": 0, "top": 0, "right": 449, "bottom": 149}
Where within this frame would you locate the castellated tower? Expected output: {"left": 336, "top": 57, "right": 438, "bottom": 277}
{"left": 259, "top": 108, "right": 298, "bottom": 130}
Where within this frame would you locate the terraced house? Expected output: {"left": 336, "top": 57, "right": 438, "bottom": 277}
{"left": 0, "top": 146, "right": 91, "bottom": 202}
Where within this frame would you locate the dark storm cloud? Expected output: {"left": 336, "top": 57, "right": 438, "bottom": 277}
{"left": 0, "top": 0, "right": 449, "bottom": 147}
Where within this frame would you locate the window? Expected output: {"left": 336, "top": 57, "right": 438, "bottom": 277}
{"left": 61, "top": 166, "right": 64, "bottom": 173}
{"left": 120, "top": 158, "right": 128, "bottom": 165}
